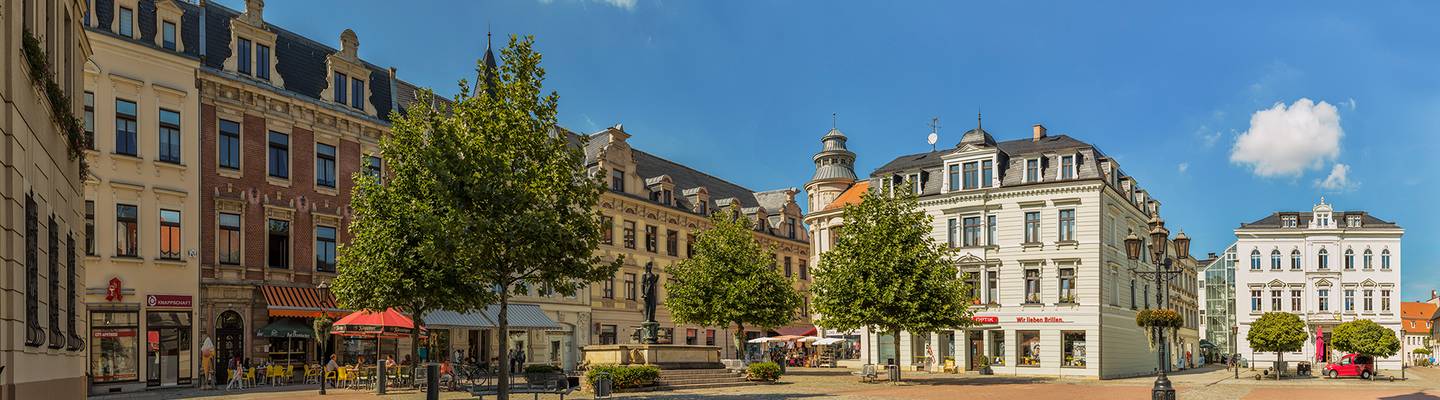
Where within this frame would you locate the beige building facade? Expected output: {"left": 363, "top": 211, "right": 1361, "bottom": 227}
{"left": 1, "top": 0, "right": 92, "bottom": 398}
{"left": 80, "top": 0, "right": 202, "bottom": 393}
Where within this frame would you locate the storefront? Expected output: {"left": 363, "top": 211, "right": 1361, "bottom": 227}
{"left": 87, "top": 276, "right": 199, "bottom": 394}
{"left": 91, "top": 308, "right": 142, "bottom": 391}
{"left": 424, "top": 304, "right": 565, "bottom": 370}
{"left": 144, "top": 300, "right": 194, "bottom": 387}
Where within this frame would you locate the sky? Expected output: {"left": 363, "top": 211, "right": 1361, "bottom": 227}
{"left": 221, "top": 0, "right": 1439, "bottom": 299}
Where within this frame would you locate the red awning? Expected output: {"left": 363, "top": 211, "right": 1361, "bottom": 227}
{"left": 774, "top": 325, "right": 817, "bottom": 337}
{"left": 261, "top": 285, "right": 348, "bottom": 318}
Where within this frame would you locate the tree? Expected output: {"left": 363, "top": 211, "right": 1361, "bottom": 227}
{"left": 666, "top": 209, "right": 803, "bottom": 358}
{"left": 811, "top": 185, "right": 974, "bottom": 381}
{"left": 409, "top": 35, "right": 621, "bottom": 400}
{"left": 1246, "top": 312, "right": 1306, "bottom": 379}
{"left": 1331, "top": 319, "right": 1400, "bottom": 378}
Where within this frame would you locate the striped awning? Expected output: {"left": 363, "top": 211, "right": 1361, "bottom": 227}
{"left": 421, "top": 304, "right": 560, "bottom": 330}
{"left": 261, "top": 285, "right": 348, "bottom": 318}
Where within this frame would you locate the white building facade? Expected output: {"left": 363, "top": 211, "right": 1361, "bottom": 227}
{"left": 805, "top": 122, "right": 1198, "bottom": 379}
{"left": 1233, "top": 199, "right": 1403, "bottom": 370}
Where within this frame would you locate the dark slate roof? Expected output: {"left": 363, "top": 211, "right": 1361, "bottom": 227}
{"left": 874, "top": 134, "right": 1093, "bottom": 175}
{"left": 88, "top": 0, "right": 202, "bottom": 59}
{"left": 1239, "top": 211, "right": 1400, "bottom": 229}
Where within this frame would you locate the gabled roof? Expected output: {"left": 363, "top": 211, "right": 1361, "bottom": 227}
{"left": 873, "top": 134, "right": 1092, "bottom": 176}
{"left": 1240, "top": 211, "right": 1400, "bottom": 229}
{"left": 1401, "top": 302, "right": 1438, "bottom": 334}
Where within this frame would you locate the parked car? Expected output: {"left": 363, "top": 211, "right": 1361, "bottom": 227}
{"left": 1324, "top": 353, "right": 1375, "bottom": 379}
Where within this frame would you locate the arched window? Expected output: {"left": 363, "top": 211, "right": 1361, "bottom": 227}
{"left": 1381, "top": 249, "right": 1391, "bottom": 269}
{"left": 1318, "top": 248, "right": 1329, "bottom": 269}
{"left": 1344, "top": 249, "right": 1355, "bottom": 270}
{"left": 1363, "top": 249, "right": 1373, "bottom": 269}
{"left": 1270, "top": 250, "right": 1281, "bottom": 270}
{"left": 1290, "top": 250, "right": 1301, "bottom": 270}
{"left": 1250, "top": 250, "right": 1261, "bottom": 270}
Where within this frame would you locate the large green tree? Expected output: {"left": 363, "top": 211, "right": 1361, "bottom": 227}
{"left": 1331, "top": 319, "right": 1400, "bottom": 378}
{"left": 666, "top": 209, "right": 803, "bottom": 358}
{"left": 1246, "top": 312, "right": 1306, "bottom": 378}
{"left": 811, "top": 185, "right": 974, "bottom": 381}
{"left": 413, "top": 35, "right": 619, "bottom": 399}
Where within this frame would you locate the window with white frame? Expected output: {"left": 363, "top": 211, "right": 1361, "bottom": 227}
{"left": 963, "top": 216, "right": 981, "bottom": 247}
{"left": 980, "top": 160, "right": 993, "bottom": 188}
{"left": 986, "top": 215, "right": 997, "bottom": 246}
{"left": 1057, "top": 209, "right": 1074, "bottom": 241}
{"left": 1024, "top": 211, "right": 1040, "bottom": 243}
{"left": 947, "top": 164, "right": 959, "bottom": 191}
{"left": 1381, "top": 249, "right": 1391, "bottom": 269}
{"left": 1251, "top": 289, "right": 1261, "bottom": 311}
{"left": 1318, "top": 289, "right": 1330, "bottom": 311}
{"left": 1060, "top": 155, "right": 1075, "bottom": 179}
{"left": 1270, "top": 250, "right": 1281, "bottom": 270}
{"left": 1250, "top": 250, "right": 1261, "bottom": 270}
{"left": 946, "top": 218, "right": 957, "bottom": 248}
{"left": 1025, "top": 159, "right": 1040, "bottom": 182}
{"left": 1291, "top": 250, "right": 1301, "bottom": 270}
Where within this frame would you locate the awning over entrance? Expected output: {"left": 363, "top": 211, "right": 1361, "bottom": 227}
{"left": 256, "top": 318, "right": 315, "bottom": 339}
{"left": 261, "top": 285, "right": 348, "bottom": 318}
{"left": 422, "top": 304, "right": 560, "bottom": 330}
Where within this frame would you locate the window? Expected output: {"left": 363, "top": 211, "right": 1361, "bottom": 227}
{"left": 947, "top": 164, "right": 959, "bottom": 191}
{"left": 599, "top": 325, "right": 617, "bottom": 345}
{"left": 1282, "top": 215, "right": 1298, "bottom": 228}
{"left": 316, "top": 143, "right": 337, "bottom": 188}
{"left": 1250, "top": 250, "right": 1261, "bottom": 270}
{"left": 256, "top": 44, "right": 271, "bottom": 79}
{"left": 1130, "top": 279, "right": 1137, "bottom": 309}
{"left": 600, "top": 216, "right": 613, "bottom": 245}
{"left": 1291, "top": 290, "right": 1301, "bottom": 311}
{"left": 1318, "top": 248, "right": 1329, "bottom": 269}
{"left": 980, "top": 160, "right": 993, "bottom": 188}
{"left": 687, "top": 234, "right": 695, "bottom": 258}
{"left": 85, "top": 200, "right": 95, "bottom": 255}
{"left": 1363, "top": 249, "right": 1373, "bottom": 269}
{"left": 316, "top": 226, "right": 337, "bottom": 273}
{"left": 1381, "top": 250, "right": 1391, "bottom": 269}
{"left": 1270, "top": 250, "right": 1281, "bottom": 270}
{"left": 1381, "top": 290, "right": 1391, "bottom": 312}
{"left": 1271, "top": 290, "right": 1282, "bottom": 311}
{"left": 666, "top": 229, "right": 678, "bottom": 256}
{"left": 90, "top": 312, "right": 139, "bottom": 381}
{"left": 219, "top": 119, "right": 241, "bottom": 170}
{"left": 1318, "top": 289, "right": 1330, "bottom": 312}
{"left": 1017, "top": 331, "right": 1040, "bottom": 366}
{"left": 161, "top": 21, "right": 176, "bottom": 50}
{"left": 1024, "top": 269, "right": 1041, "bottom": 303}
{"left": 115, "top": 99, "right": 138, "bottom": 156}
{"left": 24, "top": 195, "right": 41, "bottom": 346}
{"left": 624, "top": 273, "right": 637, "bottom": 300}
{"left": 1344, "top": 249, "right": 1355, "bottom": 270}
{"left": 351, "top": 78, "right": 365, "bottom": 110}
{"left": 946, "top": 218, "right": 957, "bottom": 248}
{"left": 84, "top": 0, "right": 91, "bottom": 25}
{"left": 623, "top": 221, "right": 636, "bottom": 249}
{"left": 602, "top": 275, "right": 614, "bottom": 299}
{"left": 706, "top": 329, "right": 716, "bottom": 346}
{"left": 987, "top": 215, "right": 996, "bottom": 246}
{"left": 1025, "top": 159, "right": 1040, "bottom": 182}
{"left": 1059, "top": 268, "right": 1075, "bottom": 303}
{"left": 158, "top": 209, "right": 181, "bottom": 260}
{"left": 645, "top": 225, "right": 658, "bottom": 253}
{"left": 157, "top": 109, "right": 181, "bottom": 163}
{"left": 1363, "top": 289, "right": 1373, "bottom": 312}
{"left": 116, "top": 204, "right": 138, "bottom": 257}
{"left": 1024, "top": 211, "right": 1040, "bottom": 243}
{"left": 787, "top": 217, "right": 797, "bottom": 239}
{"left": 267, "top": 219, "right": 290, "bottom": 269}
{"left": 962, "top": 217, "right": 981, "bottom": 247}
{"left": 118, "top": 6, "right": 133, "bottom": 37}
{"left": 218, "top": 213, "right": 241, "bottom": 265}
{"left": 1060, "top": 155, "right": 1075, "bottom": 179}
{"left": 799, "top": 260, "right": 808, "bottom": 280}
{"left": 1251, "top": 289, "right": 1261, "bottom": 311}
{"left": 605, "top": 168, "right": 625, "bottom": 191}
{"left": 84, "top": 92, "right": 95, "bottom": 149}
{"left": 1291, "top": 250, "right": 1301, "bottom": 270}
{"left": 1344, "top": 289, "right": 1355, "bottom": 312}
{"left": 685, "top": 328, "right": 698, "bottom": 345}
{"left": 1058, "top": 209, "right": 1075, "bottom": 241}
{"left": 963, "top": 162, "right": 979, "bottom": 189}
{"left": 237, "top": 38, "right": 252, "bottom": 75}
{"left": 1062, "top": 331, "right": 1085, "bottom": 367}
{"left": 986, "top": 271, "right": 998, "bottom": 304}
{"left": 333, "top": 72, "right": 348, "bottom": 103}
{"left": 268, "top": 131, "right": 289, "bottom": 178}
{"left": 784, "top": 257, "right": 793, "bottom": 278}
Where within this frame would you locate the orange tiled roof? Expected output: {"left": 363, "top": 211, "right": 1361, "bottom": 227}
{"left": 1401, "top": 301, "right": 1438, "bottom": 334}
{"left": 822, "top": 181, "right": 870, "bottom": 212}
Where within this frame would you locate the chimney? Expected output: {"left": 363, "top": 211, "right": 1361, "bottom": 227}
{"left": 1032, "top": 124, "right": 1047, "bottom": 142}
{"left": 1208, "top": 252, "right": 1217, "bottom": 259}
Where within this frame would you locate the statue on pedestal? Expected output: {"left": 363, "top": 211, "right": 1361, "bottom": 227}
{"left": 640, "top": 262, "right": 660, "bottom": 344}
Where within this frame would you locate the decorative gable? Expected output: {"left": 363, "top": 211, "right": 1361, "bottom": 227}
{"left": 320, "top": 29, "right": 375, "bottom": 115}
{"left": 154, "top": 0, "right": 184, "bottom": 51}
{"left": 224, "top": 0, "right": 285, "bottom": 87}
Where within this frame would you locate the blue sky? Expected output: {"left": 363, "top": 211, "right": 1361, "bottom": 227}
{"left": 223, "top": 1, "right": 1438, "bottom": 299}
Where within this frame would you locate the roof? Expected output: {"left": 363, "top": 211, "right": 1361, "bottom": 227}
{"left": 423, "top": 304, "right": 560, "bottom": 330}
{"left": 873, "top": 134, "right": 1093, "bottom": 175}
{"left": 823, "top": 181, "right": 870, "bottom": 211}
{"left": 1239, "top": 211, "right": 1401, "bottom": 229}
{"left": 1401, "top": 302, "right": 1438, "bottom": 334}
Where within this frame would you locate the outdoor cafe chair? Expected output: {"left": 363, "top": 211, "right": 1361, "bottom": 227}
{"left": 243, "top": 367, "right": 258, "bottom": 387}
{"left": 305, "top": 365, "right": 320, "bottom": 384}
{"left": 285, "top": 365, "right": 296, "bottom": 385}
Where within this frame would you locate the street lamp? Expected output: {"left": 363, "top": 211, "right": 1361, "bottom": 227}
{"left": 318, "top": 281, "right": 330, "bottom": 396}
{"left": 1126, "top": 219, "right": 1190, "bottom": 400}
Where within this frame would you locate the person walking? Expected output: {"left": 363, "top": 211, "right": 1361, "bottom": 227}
{"left": 226, "top": 355, "right": 245, "bottom": 389}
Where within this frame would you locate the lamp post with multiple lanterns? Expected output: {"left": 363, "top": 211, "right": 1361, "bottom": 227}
{"left": 1125, "top": 216, "right": 1191, "bottom": 400}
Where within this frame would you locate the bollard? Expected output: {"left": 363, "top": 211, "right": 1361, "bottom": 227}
{"left": 426, "top": 363, "right": 440, "bottom": 400}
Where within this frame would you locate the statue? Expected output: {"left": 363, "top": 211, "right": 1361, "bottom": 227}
{"left": 640, "top": 262, "right": 660, "bottom": 344}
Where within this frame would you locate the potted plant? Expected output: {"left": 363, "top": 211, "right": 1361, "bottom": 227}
{"left": 523, "top": 364, "right": 563, "bottom": 384}
{"left": 977, "top": 355, "right": 993, "bottom": 375}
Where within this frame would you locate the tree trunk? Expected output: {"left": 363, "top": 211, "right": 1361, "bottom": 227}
{"left": 411, "top": 306, "right": 426, "bottom": 385}
{"left": 497, "top": 290, "right": 511, "bottom": 400}
{"left": 892, "top": 329, "right": 903, "bottom": 382}
{"left": 733, "top": 322, "right": 745, "bottom": 362}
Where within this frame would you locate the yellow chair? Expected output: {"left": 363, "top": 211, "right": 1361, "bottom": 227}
{"left": 942, "top": 358, "right": 958, "bottom": 373}
{"left": 335, "top": 366, "right": 351, "bottom": 388}
{"left": 243, "top": 367, "right": 258, "bottom": 387}
{"left": 305, "top": 365, "right": 321, "bottom": 384}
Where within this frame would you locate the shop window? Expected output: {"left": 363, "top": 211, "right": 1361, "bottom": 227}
{"left": 1017, "top": 331, "right": 1040, "bottom": 367}
{"left": 989, "top": 333, "right": 1005, "bottom": 366}
{"left": 146, "top": 312, "right": 193, "bottom": 385}
{"left": 116, "top": 204, "right": 139, "bottom": 257}
{"left": 91, "top": 311, "right": 141, "bottom": 382}
{"left": 159, "top": 209, "right": 181, "bottom": 260}
{"left": 218, "top": 213, "right": 241, "bottom": 265}
{"left": 1062, "top": 331, "right": 1086, "bottom": 368}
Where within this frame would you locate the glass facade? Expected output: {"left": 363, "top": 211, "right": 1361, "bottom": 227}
{"left": 1203, "top": 244, "right": 1237, "bottom": 357}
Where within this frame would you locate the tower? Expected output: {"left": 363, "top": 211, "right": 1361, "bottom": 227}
{"left": 805, "top": 120, "right": 858, "bottom": 212}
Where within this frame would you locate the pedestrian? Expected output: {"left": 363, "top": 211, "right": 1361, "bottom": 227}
{"left": 226, "top": 355, "right": 244, "bottom": 389}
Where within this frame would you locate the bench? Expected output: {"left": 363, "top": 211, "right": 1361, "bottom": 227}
{"left": 852, "top": 364, "right": 878, "bottom": 383}
{"left": 471, "top": 372, "right": 575, "bottom": 400}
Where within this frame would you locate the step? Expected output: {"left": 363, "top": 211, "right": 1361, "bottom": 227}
{"left": 658, "top": 368, "right": 737, "bottom": 376}
{"left": 655, "top": 377, "right": 749, "bottom": 385}
{"left": 623, "top": 380, "right": 764, "bottom": 392}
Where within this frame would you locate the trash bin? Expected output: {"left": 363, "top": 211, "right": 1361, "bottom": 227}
{"left": 887, "top": 364, "right": 900, "bottom": 382}
{"left": 593, "top": 372, "right": 614, "bottom": 399}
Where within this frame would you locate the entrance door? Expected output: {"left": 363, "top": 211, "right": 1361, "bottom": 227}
{"left": 215, "top": 311, "right": 244, "bottom": 384}
{"left": 969, "top": 337, "right": 984, "bottom": 370}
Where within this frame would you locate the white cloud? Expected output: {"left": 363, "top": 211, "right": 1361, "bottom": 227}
{"left": 1230, "top": 98, "right": 1344, "bottom": 177}
{"left": 541, "top": 0, "right": 636, "bottom": 10}
{"left": 1315, "top": 163, "right": 1357, "bottom": 191}
{"left": 1177, "top": 162, "right": 1189, "bottom": 174}
{"left": 1195, "top": 125, "right": 1222, "bottom": 148}
{"left": 1344, "top": 98, "right": 1358, "bottom": 111}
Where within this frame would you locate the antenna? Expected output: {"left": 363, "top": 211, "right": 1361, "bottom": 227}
{"left": 832, "top": 113, "right": 837, "bottom": 130}
{"left": 926, "top": 117, "right": 940, "bottom": 151}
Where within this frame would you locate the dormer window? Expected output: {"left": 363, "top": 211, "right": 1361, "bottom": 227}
{"left": 981, "top": 160, "right": 993, "bottom": 188}
{"left": 256, "top": 44, "right": 271, "bottom": 80}
{"left": 1282, "top": 215, "right": 1298, "bottom": 228}
{"left": 1025, "top": 159, "right": 1041, "bottom": 183}
{"left": 963, "top": 162, "right": 979, "bottom": 189}
{"left": 350, "top": 77, "right": 365, "bottom": 110}
{"left": 118, "top": 7, "right": 134, "bottom": 38}
{"left": 907, "top": 173, "right": 921, "bottom": 195}
{"left": 162, "top": 21, "right": 176, "bottom": 50}
{"left": 610, "top": 169, "right": 625, "bottom": 192}
{"left": 787, "top": 218, "right": 797, "bottom": 239}
{"left": 1061, "top": 155, "right": 1075, "bottom": 180}
{"left": 1346, "top": 215, "right": 1361, "bottom": 227}
{"left": 333, "top": 72, "right": 348, "bottom": 104}
{"left": 237, "top": 38, "right": 252, "bottom": 75}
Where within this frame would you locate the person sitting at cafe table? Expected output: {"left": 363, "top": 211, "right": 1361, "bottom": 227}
{"left": 324, "top": 354, "right": 339, "bottom": 388}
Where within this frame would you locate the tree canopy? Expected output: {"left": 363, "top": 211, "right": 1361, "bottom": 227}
{"left": 1331, "top": 319, "right": 1401, "bottom": 359}
{"left": 811, "top": 185, "right": 974, "bottom": 379}
{"left": 666, "top": 208, "right": 803, "bottom": 356}
{"left": 1246, "top": 312, "right": 1307, "bottom": 353}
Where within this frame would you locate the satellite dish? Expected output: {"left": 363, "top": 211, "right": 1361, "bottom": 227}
{"left": 927, "top": 132, "right": 938, "bottom": 146}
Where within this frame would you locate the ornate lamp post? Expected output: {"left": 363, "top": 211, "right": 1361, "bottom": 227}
{"left": 317, "top": 281, "right": 330, "bottom": 395}
{"left": 1126, "top": 216, "right": 1191, "bottom": 400}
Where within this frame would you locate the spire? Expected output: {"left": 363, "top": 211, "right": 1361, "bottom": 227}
{"left": 812, "top": 115, "right": 857, "bottom": 182}
{"left": 474, "top": 28, "right": 499, "bottom": 96}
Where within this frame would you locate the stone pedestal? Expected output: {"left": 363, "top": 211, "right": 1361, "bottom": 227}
{"left": 582, "top": 344, "right": 724, "bottom": 369}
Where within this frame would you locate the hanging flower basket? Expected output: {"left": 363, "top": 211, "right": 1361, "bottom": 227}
{"left": 1135, "top": 309, "right": 1183, "bottom": 351}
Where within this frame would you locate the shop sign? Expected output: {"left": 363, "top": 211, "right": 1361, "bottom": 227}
{"left": 972, "top": 316, "right": 1000, "bottom": 324}
{"left": 1014, "top": 316, "right": 1065, "bottom": 323}
{"left": 147, "top": 294, "right": 192, "bottom": 308}
{"left": 105, "top": 277, "right": 124, "bottom": 301}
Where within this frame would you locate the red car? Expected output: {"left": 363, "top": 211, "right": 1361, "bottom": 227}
{"left": 1324, "top": 353, "right": 1375, "bottom": 379}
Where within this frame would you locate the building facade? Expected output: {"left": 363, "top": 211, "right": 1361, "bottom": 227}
{"left": 1400, "top": 301, "right": 1435, "bottom": 364}
{"left": 806, "top": 121, "right": 1198, "bottom": 379}
{"left": 1, "top": 0, "right": 91, "bottom": 398}
{"left": 1199, "top": 245, "right": 1237, "bottom": 361}
{"left": 81, "top": 0, "right": 202, "bottom": 393}
{"left": 1233, "top": 199, "right": 1403, "bottom": 370}
{"left": 584, "top": 124, "right": 812, "bottom": 360}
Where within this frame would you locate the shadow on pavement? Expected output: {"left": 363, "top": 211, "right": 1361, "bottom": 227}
{"left": 1379, "top": 393, "right": 1440, "bottom": 400}
{"left": 623, "top": 394, "right": 829, "bottom": 400}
